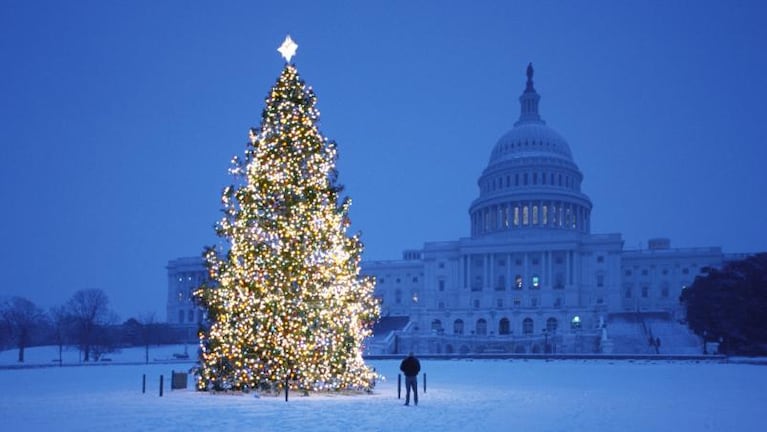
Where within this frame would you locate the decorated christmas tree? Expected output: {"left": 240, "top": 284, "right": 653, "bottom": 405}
{"left": 195, "top": 36, "right": 379, "bottom": 393}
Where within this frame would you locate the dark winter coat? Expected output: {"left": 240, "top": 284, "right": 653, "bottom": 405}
{"left": 400, "top": 355, "right": 421, "bottom": 377}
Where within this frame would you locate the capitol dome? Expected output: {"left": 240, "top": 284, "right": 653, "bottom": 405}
{"left": 469, "top": 64, "right": 593, "bottom": 238}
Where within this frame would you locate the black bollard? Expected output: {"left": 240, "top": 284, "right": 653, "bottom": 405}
{"left": 142, "top": 374, "right": 146, "bottom": 394}
{"left": 423, "top": 373, "right": 427, "bottom": 394}
{"left": 159, "top": 375, "right": 164, "bottom": 397}
{"left": 397, "top": 373, "right": 401, "bottom": 399}
{"left": 285, "top": 376, "right": 289, "bottom": 402}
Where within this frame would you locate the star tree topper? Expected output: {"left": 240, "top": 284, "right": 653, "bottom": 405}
{"left": 277, "top": 35, "right": 298, "bottom": 63}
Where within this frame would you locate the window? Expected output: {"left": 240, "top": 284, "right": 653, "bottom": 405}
{"left": 531, "top": 297, "right": 539, "bottom": 307}
{"left": 496, "top": 298, "right": 503, "bottom": 308}
{"left": 523, "top": 318, "right": 534, "bottom": 335}
{"left": 524, "top": 173, "right": 529, "bottom": 185}
{"left": 515, "top": 275, "right": 523, "bottom": 289}
{"left": 499, "top": 318, "right": 511, "bottom": 335}
{"left": 661, "top": 282, "right": 669, "bottom": 298}
{"left": 472, "top": 276, "right": 483, "bottom": 291}
{"left": 476, "top": 319, "right": 488, "bottom": 335}
{"left": 412, "top": 277, "right": 418, "bottom": 282}
{"left": 513, "top": 206, "right": 520, "bottom": 226}
{"left": 438, "top": 279, "right": 445, "bottom": 291}
{"left": 473, "top": 299, "right": 480, "bottom": 308}
{"left": 641, "top": 286, "right": 649, "bottom": 298}
{"left": 532, "top": 205, "right": 538, "bottom": 224}
{"left": 188, "top": 310, "right": 194, "bottom": 322}
{"left": 554, "top": 273, "right": 564, "bottom": 289}
{"left": 513, "top": 297, "right": 521, "bottom": 307}
{"left": 542, "top": 205, "right": 548, "bottom": 225}
{"left": 454, "top": 319, "right": 464, "bottom": 335}
{"left": 438, "top": 262, "right": 445, "bottom": 269}
{"left": 682, "top": 268, "right": 690, "bottom": 275}
{"left": 533, "top": 173, "right": 537, "bottom": 184}
{"left": 412, "top": 292, "right": 419, "bottom": 303}
{"left": 178, "top": 310, "right": 184, "bottom": 323}
{"left": 523, "top": 206, "right": 529, "bottom": 225}
{"left": 496, "top": 275, "right": 506, "bottom": 291}
{"left": 396, "top": 278, "right": 401, "bottom": 283}
{"left": 642, "top": 269, "right": 648, "bottom": 276}
{"left": 625, "top": 269, "right": 632, "bottom": 276}
{"left": 596, "top": 274, "right": 605, "bottom": 287}
{"left": 177, "top": 291, "right": 184, "bottom": 303}
{"left": 625, "top": 286, "right": 632, "bottom": 299}
{"left": 431, "top": 319, "right": 443, "bottom": 333}
{"left": 531, "top": 275, "right": 540, "bottom": 289}
{"left": 379, "top": 278, "right": 385, "bottom": 284}
{"left": 395, "top": 289, "right": 402, "bottom": 304}
{"left": 532, "top": 257, "right": 540, "bottom": 265}
{"left": 597, "top": 256, "right": 604, "bottom": 263}
{"left": 554, "top": 297, "right": 563, "bottom": 308}
{"left": 546, "top": 317, "right": 558, "bottom": 333}
{"left": 438, "top": 301, "right": 445, "bottom": 309}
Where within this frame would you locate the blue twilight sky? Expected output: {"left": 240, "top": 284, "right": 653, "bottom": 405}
{"left": 1, "top": 1, "right": 766, "bottom": 320}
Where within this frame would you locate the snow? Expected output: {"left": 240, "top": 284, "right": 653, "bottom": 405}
{"left": 1, "top": 346, "right": 764, "bottom": 431}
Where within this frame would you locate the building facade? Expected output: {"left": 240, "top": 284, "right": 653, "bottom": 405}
{"left": 167, "top": 64, "right": 727, "bottom": 354}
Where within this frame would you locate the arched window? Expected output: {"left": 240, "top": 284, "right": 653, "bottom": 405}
{"left": 431, "top": 319, "right": 443, "bottom": 333}
{"left": 546, "top": 317, "right": 558, "bottom": 333}
{"left": 454, "top": 319, "right": 464, "bottom": 335}
{"left": 476, "top": 319, "right": 487, "bottom": 335}
{"left": 499, "top": 318, "right": 511, "bottom": 335}
{"left": 522, "top": 317, "right": 534, "bottom": 335}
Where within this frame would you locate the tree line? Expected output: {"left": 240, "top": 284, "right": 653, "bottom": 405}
{"left": 0, "top": 288, "right": 185, "bottom": 363}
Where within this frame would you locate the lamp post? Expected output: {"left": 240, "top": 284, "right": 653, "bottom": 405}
{"left": 703, "top": 330, "right": 708, "bottom": 355}
{"left": 543, "top": 328, "right": 549, "bottom": 354}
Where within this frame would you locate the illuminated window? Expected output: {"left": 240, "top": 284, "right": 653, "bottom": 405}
{"left": 513, "top": 206, "right": 520, "bottom": 226}
{"left": 532, "top": 275, "right": 540, "bottom": 288}
{"left": 532, "top": 205, "right": 538, "bottom": 224}
{"left": 523, "top": 206, "right": 529, "bottom": 225}
{"left": 177, "top": 291, "right": 184, "bottom": 303}
{"left": 515, "top": 275, "right": 523, "bottom": 289}
{"left": 542, "top": 205, "right": 548, "bottom": 225}
{"left": 412, "top": 292, "right": 419, "bottom": 303}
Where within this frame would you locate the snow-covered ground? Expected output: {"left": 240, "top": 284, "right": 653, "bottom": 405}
{"left": 0, "top": 346, "right": 764, "bottom": 432}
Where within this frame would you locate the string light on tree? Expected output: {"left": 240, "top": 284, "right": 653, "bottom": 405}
{"left": 194, "top": 35, "right": 379, "bottom": 394}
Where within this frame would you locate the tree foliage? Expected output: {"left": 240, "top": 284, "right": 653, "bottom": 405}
{"left": 681, "top": 253, "right": 767, "bottom": 354}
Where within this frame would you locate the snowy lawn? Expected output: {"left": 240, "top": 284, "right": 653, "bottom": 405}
{"left": 0, "top": 346, "right": 764, "bottom": 432}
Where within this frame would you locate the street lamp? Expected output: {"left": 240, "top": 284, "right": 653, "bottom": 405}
{"left": 703, "top": 330, "right": 708, "bottom": 355}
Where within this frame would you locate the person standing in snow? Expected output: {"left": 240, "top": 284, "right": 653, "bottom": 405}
{"left": 400, "top": 352, "right": 421, "bottom": 406}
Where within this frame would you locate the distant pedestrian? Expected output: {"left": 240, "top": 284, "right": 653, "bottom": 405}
{"left": 655, "top": 337, "right": 661, "bottom": 354}
{"left": 400, "top": 352, "right": 421, "bottom": 406}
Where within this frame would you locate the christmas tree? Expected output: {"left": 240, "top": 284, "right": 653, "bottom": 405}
{"left": 195, "top": 36, "right": 379, "bottom": 393}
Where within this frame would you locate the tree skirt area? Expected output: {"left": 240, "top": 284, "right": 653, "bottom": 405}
{"left": 0, "top": 349, "right": 763, "bottom": 432}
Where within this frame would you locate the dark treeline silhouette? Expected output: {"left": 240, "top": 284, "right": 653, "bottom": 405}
{"left": 681, "top": 253, "right": 767, "bottom": 355}
{"left": 1, "top": 289, "right": 185, "bottom": 363}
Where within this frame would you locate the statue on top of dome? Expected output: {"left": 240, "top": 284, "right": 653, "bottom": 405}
{"left": 525, "top": 62, "right": 535, "bottom": 92}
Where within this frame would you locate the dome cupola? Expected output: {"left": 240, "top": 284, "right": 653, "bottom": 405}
{"left": 469, "top": 64, "right": 593, "bottom": 238}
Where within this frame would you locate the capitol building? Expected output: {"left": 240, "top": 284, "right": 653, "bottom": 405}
{"left": 167, "top": 64, "right": 732, "bottom": 355}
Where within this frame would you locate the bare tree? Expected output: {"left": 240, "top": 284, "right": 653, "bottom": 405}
{"left": 1, "top": 296, "right": 46, "bottom": 362}
{"left": 66, "top": 289, "right": 116, "bottom": 362}
{"left": 49, "top": 306, "right": 73, "bottom": 366}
